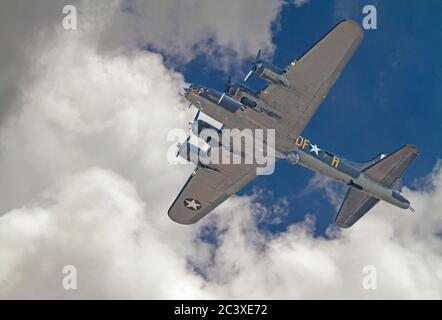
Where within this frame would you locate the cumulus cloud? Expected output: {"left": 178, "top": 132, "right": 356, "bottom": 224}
{"left": 1, "top": 161, "right": 442, "bottom": 299}
{"left": 333, "top": 0, "right": 362, "bottom": 20}
{"left": 302, "top": 173, "right": 347, "bottom": 208}
{"left": 0, "top": 168, "right": 209, "bottom": 299}
{"left": 0, "top": 1, "right": 66, "bottom": 122}
{"left": 199, "top": 163, "right": 442, "bottom": 299}
{"left": 0, "top": 0, "right": 283, "bottom": 125}
{"left": 96, "top": 0, "right": 283, "bottom": 69}
{"left": 294, "top": 0, "right": 311, "bottom": 8}
{"left": 0, "top": 0, "right": 441, "bottom": 300}
{"left": 0, "top": 29, "right": 192, "bottom": 213}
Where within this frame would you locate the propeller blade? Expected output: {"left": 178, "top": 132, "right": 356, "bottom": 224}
{"left": 226, "top": 76, "right": 232, "bottom": 90}
{"left": 256, "top": 49, "right": 261, "bottom": 62}
{"left": 175, "top": 142, "right": 182, "bottom": 157}
{"left": 217, "top": 92, "right": 225, "bottom": 104}
{"left": 222, "top": 75, "right": 233, "bottom": 94}
{"left": 244, "top": 70, "right": 253, "bottom": 82}
{"left": 194, "top": 109, "right": 200, "bottom": 120}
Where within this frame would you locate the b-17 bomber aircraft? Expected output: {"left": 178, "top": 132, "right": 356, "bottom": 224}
{"left": 168, "top": 20, "right": 419, "bottom": 227}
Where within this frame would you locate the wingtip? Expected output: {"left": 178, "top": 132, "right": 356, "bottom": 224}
{"left": 168, "top": 204, "right": 204, "bottom": 225}
{"left": 406, "top": 144, "right": 420, "bottom": 156}
{"left": 167, "top": 209, "right": 196, "bottom": 225}
{"left": 340, "top": 19, "right": 364, "bottom": 39}
{"left": 335, "top": 217, "right": 352, "bottom": 228}
{"left": 336, "top": 222, "right": 351, "bottom": 229}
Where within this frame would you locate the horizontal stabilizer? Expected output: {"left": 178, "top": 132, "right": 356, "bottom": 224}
{"left": 363, "top": 144, "right": 419, "bottom": 188}
{"left": 336, "top": 189, "right": 380, "bottom": 228}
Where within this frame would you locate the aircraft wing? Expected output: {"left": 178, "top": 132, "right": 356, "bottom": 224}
{"left": 168, "top": 162, "right": 260, "bottom": 224}
{"left": 258, "top": 20, "right": 364, "bottom": 151}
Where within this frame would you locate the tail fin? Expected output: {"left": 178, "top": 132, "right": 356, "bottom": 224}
{"left": 335, "top": 145, "right": 419, "bottom": 228}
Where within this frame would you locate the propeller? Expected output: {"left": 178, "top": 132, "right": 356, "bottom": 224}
{"left": 244, "top": 49, "right": 262, "bottom": 82}
{"left": 194, "top": 109, "right": 201, "bottom": 120}
{"left": 175, "top": 142, "right": 182, "bottom": 157}
{"left": 217, "top": 75, "right": 234, "bottom": 104}
{"left": 217, "top": 93, "right": 225, "bottom": 104}
{"left": 188, "top": 109, "right": 200, "bottom": 130}
{"left": 188, "top": 110, "right": 201, "bottom": 132}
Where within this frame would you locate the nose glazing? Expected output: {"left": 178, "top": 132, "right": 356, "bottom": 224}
{"left": 180, "top": 82, "right": 192, "bottom": 97}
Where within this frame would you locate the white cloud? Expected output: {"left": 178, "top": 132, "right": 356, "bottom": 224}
{"left": 333, "top": 0, "right": 361, "bottom": 20}
{"left": 0, "top": 0, "right": 284, "bottom": 124}
{"left": 0, "top": 29, "right": 193, "bottom": 214}
{"left": 302, "top": 173, "right": 347, "bottom": 208}
{"left": 294, "top": 0, "right": 311, "bottom": 8}
{"left": 96, "top": 0, "right": 284, "bottom": 69}
{"left": 199, "top": 164, "right": 442, "bottom": 299}
{"left": 1, "top": 162, "right": 442, "bottom": 299}
{"left": 0, "top": 0, "right": 441, "bottom": 300}
{"left": 0, "top": 168, "right": 210, "bottom": 299}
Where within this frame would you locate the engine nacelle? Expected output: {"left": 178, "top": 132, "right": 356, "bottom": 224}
{"left": 287, "top": 151, "right": 301, "bottom": 164}
{"left": 178, "top": 117, "right": 222, "bottom": 164}
{"left": 176, "top": 139, "right": 201, "bottom": 165}
{"left": 189, "top": 119, "right": 222, "bottom": 150}
{"left": 190, "top": 119, "right": 220, "bottom": 136}
{"left": 255, "top": 61, "right": 291, "bottom": 87}
{"left": 245, "top": 50, "right": 292, "bottom": 87}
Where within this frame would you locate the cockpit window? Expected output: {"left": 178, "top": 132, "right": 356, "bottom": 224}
{"left": 191, "top": 87, "right": 202, "bottom": 95}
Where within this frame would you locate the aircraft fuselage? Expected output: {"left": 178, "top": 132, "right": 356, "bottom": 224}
{"left": 290, "top": 136, "right": 410, "bottom": 210}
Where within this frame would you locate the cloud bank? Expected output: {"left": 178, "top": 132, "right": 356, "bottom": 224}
{"left": 0, "top": 0, "right": 441, "bottom": 299}
{"left": 97, "top": 0, "right": 283, "bottom": 69}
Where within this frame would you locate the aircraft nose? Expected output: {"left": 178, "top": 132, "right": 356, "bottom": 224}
{"left": 179, "top": 82, "right": 192, "bottom": 97}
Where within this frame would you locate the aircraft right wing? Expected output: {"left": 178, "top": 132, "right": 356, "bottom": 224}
{"left": 258, "top": 20, "right": 364, "bottom": 152}
{"left": 168, "top": 161, "right": 260, "bottom": 224}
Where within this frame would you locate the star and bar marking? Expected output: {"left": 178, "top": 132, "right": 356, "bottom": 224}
{"left": 309, "top": 144, "right": 321, "bottom": 156}
{"left": 184, "top": 198, "right": 202, "bottom": 211}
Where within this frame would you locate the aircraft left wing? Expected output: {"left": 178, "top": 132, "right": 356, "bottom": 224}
{"left": 168, "top": 162, "right": 259, "bottom": 224}
{"left": 259, "top": 20, "right": 364, "bottom": 152}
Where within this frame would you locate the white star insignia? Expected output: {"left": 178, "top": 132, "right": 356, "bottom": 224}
{"left": 184, "top": 199, "right": 202, "bottom": 211}
{"left": 309, "top": 144, "right": 321, "bottom": 156}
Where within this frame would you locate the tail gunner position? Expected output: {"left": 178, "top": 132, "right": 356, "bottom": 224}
{"left": 169, "top": 20, "right": 419, "bottom": 228}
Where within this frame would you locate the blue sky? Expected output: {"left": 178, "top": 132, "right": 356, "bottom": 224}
{"left": 175, "top": 0, "right": 442, "bottom": 235}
